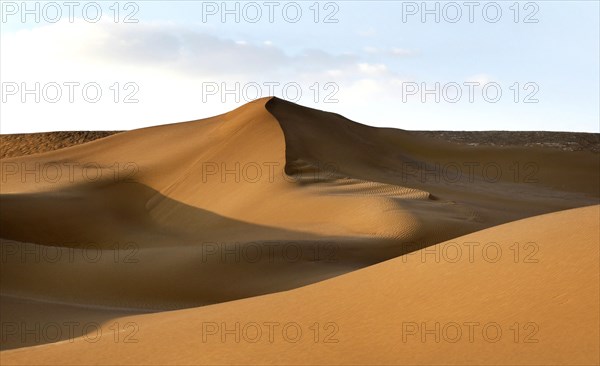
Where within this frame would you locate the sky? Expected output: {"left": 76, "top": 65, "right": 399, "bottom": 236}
{"left": 1, "top": 0, "right": 599, "bottom": 133}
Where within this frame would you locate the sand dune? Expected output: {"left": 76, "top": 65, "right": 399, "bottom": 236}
{"left": 2, "top": 205, "right": 598, "bottom": 365}
{"left": 1, "top": 97, "right": 598, "bottom": 362}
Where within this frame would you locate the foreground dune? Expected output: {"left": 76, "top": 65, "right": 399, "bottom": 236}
{"left": 1, "top": 97, "right": 599, "bottom": 361}
{"left": 2, "top": 205, "right": 598, "bottom": 365}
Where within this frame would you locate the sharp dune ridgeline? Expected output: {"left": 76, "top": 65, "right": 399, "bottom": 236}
{"left": 0, "top": 97, "right": 598, "bottom": 364}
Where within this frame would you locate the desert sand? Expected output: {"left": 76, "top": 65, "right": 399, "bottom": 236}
{"left": 1, "top": 97, "right": 598, "bottom": 364}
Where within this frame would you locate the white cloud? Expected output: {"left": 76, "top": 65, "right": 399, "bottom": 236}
{"left": 0, "top": 20, "right": 406, "bottom": 132}
{"left": 466, "top": 73, "right": 495, "bottom": 84}
{"left": 390, "top": 47, "right": 416, "bottom": 57}
{"left": 358, "top": 63, "right": 388, "bottom": 75}
{"left": 363, "top": 46, "right": 379, "bottom": 54}
{"left": 356, "top": 28, "right": 377, "bottom": 37}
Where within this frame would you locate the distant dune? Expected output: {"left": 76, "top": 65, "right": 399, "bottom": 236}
{"left": 2, "top": 125, "right": 598, "bottom": 160}
{"left": 1, "top": 97, "right": 598, "bottom": 364}
{"left": 0, "top": 131, "right": 120, "bottom": 159}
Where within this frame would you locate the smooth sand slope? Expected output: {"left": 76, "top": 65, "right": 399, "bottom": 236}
{"left": 1, "top": 97, "right": 599, "bottom": 358}
{"left": 2, "top": 205, "right": 598, "bottom": 365}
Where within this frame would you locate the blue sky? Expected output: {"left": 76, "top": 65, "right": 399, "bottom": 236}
{"left": 1, "top": 1, "right": 599, "bottom": 133}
